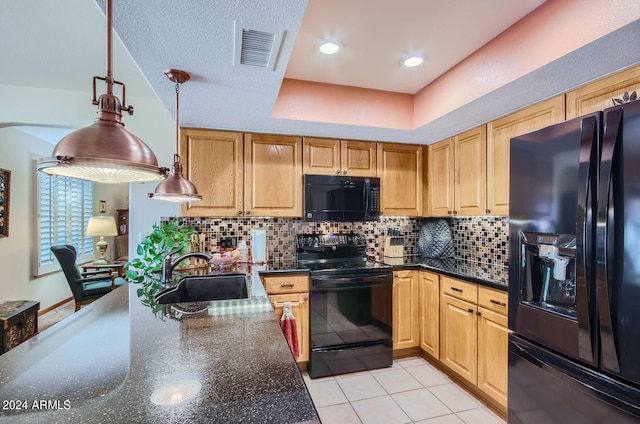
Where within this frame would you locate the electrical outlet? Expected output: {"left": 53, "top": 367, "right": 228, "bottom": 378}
{"left": 219, "top": 236, "right": 238, "bottom": 249}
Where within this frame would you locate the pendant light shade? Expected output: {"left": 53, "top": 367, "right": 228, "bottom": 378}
{"left": 149, "top": 69, "right": 202, "bottom": 203}
{"left": 37, "top": 0, "right": 166, "bottom": 184}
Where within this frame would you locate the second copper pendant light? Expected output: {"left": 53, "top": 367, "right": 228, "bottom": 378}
{"left": 149, "top": 69, "right": 202, "bottom": 202}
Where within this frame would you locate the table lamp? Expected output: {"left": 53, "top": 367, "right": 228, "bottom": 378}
{"left": 86, "top": 216, "right": 118, "bottom": 264}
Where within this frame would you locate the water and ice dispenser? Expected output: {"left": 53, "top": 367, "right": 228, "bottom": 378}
{"left": 520, "top": 232, "right": 577, "bottom": 318}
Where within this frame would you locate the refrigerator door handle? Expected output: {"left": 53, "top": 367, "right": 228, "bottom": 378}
{"left": 597, "top": 107, "right": 622, "bottom": 374}
{"left": 576, "top": 115, "right": 597, "bottom": 365}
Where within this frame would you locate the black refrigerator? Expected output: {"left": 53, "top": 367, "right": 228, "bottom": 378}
{"left": 508, "top": 99, "right": 640, "bottom": 423}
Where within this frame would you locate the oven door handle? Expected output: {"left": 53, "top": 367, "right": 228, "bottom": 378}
{"left": 311, "top": 273, "right": 392, "bottom": 289}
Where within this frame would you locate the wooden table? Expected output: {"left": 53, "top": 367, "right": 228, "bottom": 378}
{"left": 81, "top": 262, "right": 127, "bottom": 288}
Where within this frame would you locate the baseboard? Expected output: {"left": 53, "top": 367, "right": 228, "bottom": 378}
{"left": 38, "top": 297, "right": 73, "bottom": 316}
{"left": 393, "top": 347, "right": 421, "bottom": 359}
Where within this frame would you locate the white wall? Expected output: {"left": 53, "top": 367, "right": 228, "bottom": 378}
{"left": 0, "top": 83, "right": 178, "bottom": 310}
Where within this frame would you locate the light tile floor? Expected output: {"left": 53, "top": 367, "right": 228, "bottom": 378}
{"left": 303, "top": 356, "right": 506, "bottom": 424}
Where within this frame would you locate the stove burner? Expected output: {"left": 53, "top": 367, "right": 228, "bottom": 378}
{"left": 296, "top": 233, "right": 390, "bottom": 273}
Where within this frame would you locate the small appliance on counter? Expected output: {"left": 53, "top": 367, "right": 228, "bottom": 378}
{"left": 382, "top": 227, "right": 404, "bottom": 259}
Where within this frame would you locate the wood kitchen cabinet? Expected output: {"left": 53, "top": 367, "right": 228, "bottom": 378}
{"left": 566, "top": 64, "right": 640, "bottom": 119}
{"left": 244, "top": 133, "right": 303, "bottom": 217}
{"left": 438, "top": 276, "right": 509, "bottom": 410}
{"left": 477, "top": 286, "right": 510, "bottom": 408}
{"left": 180, "top": 130, "right": 302, "bottom": 217}
{"left": 419, "top": 271, "right": 439, "bottom": 359}
{"left": 377, "top": 143, "right": 423, "bottom": 216}
{"left": 486, "top": 95, "right": 565, "bottom": 216}
{"left": 393, "top": 270, "right": 420, "bottom": 350}
{"left": 440, "top": 277, "right": 478, "bottom": 385}
{"left": 429, "top": 125, "right": 486, "bottom": 217}
{"left": 263, "top": 274, "right": 310, "bottom": 363}
{"left": 303, "top": 137, "right": 377, "bottom": 177}
{"left": 180, "top": 128, "right": 244, "bottom": 217}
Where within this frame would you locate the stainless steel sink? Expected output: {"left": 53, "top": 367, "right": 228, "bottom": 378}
{"left": 155, "top": 274, "right": 248, "bottom": 304}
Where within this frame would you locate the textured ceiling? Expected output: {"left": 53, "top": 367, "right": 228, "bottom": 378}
{"left": 2, "top": 0, "right": 640, "bottom": 146}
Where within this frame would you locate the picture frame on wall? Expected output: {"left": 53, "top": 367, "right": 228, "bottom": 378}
{"left": 0, "top": 168, "right": 10, "bottom": 238}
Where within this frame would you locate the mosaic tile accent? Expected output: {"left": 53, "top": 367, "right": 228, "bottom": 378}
{"left": 162, "top": 216, "right": 509, "bottom": 283}
{"left": 167, "top": 217, "right": 422, "bottom": 261}
{"left": 449, "top": 216, "right": 509, "bottom": 268}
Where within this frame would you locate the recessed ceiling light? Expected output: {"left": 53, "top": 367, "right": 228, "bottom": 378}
{"left": 402, "top": 55, "right": 424, "bottom": 68}
{"left": 319, "top": 41, "right": 341, "bottom": 55}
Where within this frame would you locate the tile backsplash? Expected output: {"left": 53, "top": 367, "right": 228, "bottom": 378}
{"left": 173, "top": 217, "right": 422, "bottom": 260}
{"left": 168, "top": 215, "right": 509, "bottom": 269}
{"left": 449, "top": 216, "right": 509, "bottom": 268}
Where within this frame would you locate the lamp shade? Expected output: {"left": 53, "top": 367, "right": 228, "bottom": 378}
{"left": 86, "top": 216, "right": 118, "bottom": 237}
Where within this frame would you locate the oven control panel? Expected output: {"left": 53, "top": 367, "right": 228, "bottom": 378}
{"left": 297, "top": 233, "right": 366, "bottom": 248}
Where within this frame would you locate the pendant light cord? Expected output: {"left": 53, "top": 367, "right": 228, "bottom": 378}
{"left": 174, "top": 81, "right": 180, "bottom": 161}
{"left": 106, "top": 0, "right": 113, "bottom": 95}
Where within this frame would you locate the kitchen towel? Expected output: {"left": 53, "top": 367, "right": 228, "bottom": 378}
{"left": 279, "top": 302, "right": 300, "bottom": 358}
{"left": 417, "top": 218, "right": 455, "bottom": 258}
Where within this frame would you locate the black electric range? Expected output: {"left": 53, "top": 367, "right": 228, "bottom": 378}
{"left": 297, "top": 233, "right": 393, "bottom": 378}
{"left": 296, "top": 233, "right": 391, "bottom": 273}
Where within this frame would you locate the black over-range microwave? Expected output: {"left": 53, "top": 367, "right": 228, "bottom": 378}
{"left": 303, "top": 174, "right": 380, "bottom": 221}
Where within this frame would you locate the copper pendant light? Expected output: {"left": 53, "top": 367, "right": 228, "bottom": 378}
{"left": 37, "top": 0, "right": 167, "bottom": 184}
{"left": 148, "top": 69, "right": 202, "bottom": 202}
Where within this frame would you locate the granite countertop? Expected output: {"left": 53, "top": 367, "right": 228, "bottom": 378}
{"left": 260, "top": 255, "right": 507, "bottom": 291}
{"left": 0, "top": 267, "right": 319, "bottom": 424}
{"left": 379, "top": 255, "right": 508, "bottom": 291}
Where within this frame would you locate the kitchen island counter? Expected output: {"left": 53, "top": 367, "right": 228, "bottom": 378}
{"left": 0, "top": 274, "right": 318, "bottom": 424}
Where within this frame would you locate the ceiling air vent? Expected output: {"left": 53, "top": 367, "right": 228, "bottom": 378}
{"left": 234, "top": 21, "right": 284, "bottom": 71}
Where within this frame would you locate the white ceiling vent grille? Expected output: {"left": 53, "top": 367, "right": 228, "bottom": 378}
{"left": 234, "top": 21, "right": 284, "bottom": 71}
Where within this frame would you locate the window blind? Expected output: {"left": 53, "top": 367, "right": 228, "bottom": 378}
{"left": 36, "top": 172, "right": 94, "bottom": 276}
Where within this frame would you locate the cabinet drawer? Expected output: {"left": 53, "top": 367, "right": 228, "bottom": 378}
{"left": 262, "top": 274, "right": 309, "bottom": 294}
{"left": 441, "top": 277, "right": 477, "bottom": 304}
{"left": 478, "top": 287, "right": 508, "bottom": 316}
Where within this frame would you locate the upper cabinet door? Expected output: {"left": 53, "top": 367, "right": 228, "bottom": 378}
{"left": 428, "top": 138, "right": 455, "bottom": 217}
{"left": 244, "top": 133, "right": 303, "bottom": 217}
{"left": 180, "top": 128, "right": 244, "bottom": 217}
{"left": 487, "top": 95, "right": 565, "bottom": 216}
{"left": 455, "top": 126, "right": 487, "bottom": 216}
{"left": 303, "top": 138, "right": 377, "bottom": 177}
{"left": 566, "top": 65, "right": 640, "bottom": 119}
{"left": 377, "top": 143, "right": 423, "bottom": 216}
{"left": 341, "top": 140, "right": 377, "bottom": 177}
{"left": 303, "top": 137, "right": 341, "bottom": 176}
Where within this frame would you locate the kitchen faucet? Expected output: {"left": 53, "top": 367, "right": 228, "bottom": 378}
{"left": 161, "top": 249, "right": 213, "bottom": 285}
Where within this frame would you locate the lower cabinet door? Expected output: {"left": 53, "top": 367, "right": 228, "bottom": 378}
{"left": 393, "top": 271, "right": 420, "bottom": 349}
{"left": 270, "top": 293, "right": 309, "bottom": 362}
{"left": 440, "top": 293, "right": 477, "bottom": 384}
{"left": 419, "top": 271, "right": 439, "bottom": 359}
{"left": 477, "top": 307, "right": 509, "bottom": 407}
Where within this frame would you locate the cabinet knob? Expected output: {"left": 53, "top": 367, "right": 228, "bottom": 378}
{"left": 342, "top": 170, "right": 347, "bottom": 175}
{"left": 245, "top": 211, "right": 251, "bottom": 215}
{"left": 447, "top": 210, "right": 452, "bottom": 215}
{"left": 238, "top": 211, "right": 243, "bottom": 215}
{"left": 476, "top": 311, "right": 482, "bottom": 316}
{"left": 486, "top": 209, "right": 491, "bottom": 214}
{"left": 453, "top": 210, "right": 457, "bottom": 215}
{"left": 336, "top": 169, "right": 341, "bottom": 174}
{"left": 468, "top": 308, "right": 474, "bottom": 313}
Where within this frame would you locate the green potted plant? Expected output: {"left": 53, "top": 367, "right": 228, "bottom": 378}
{"left": 125, "top": 217, "right": 196, "bottom": 307}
